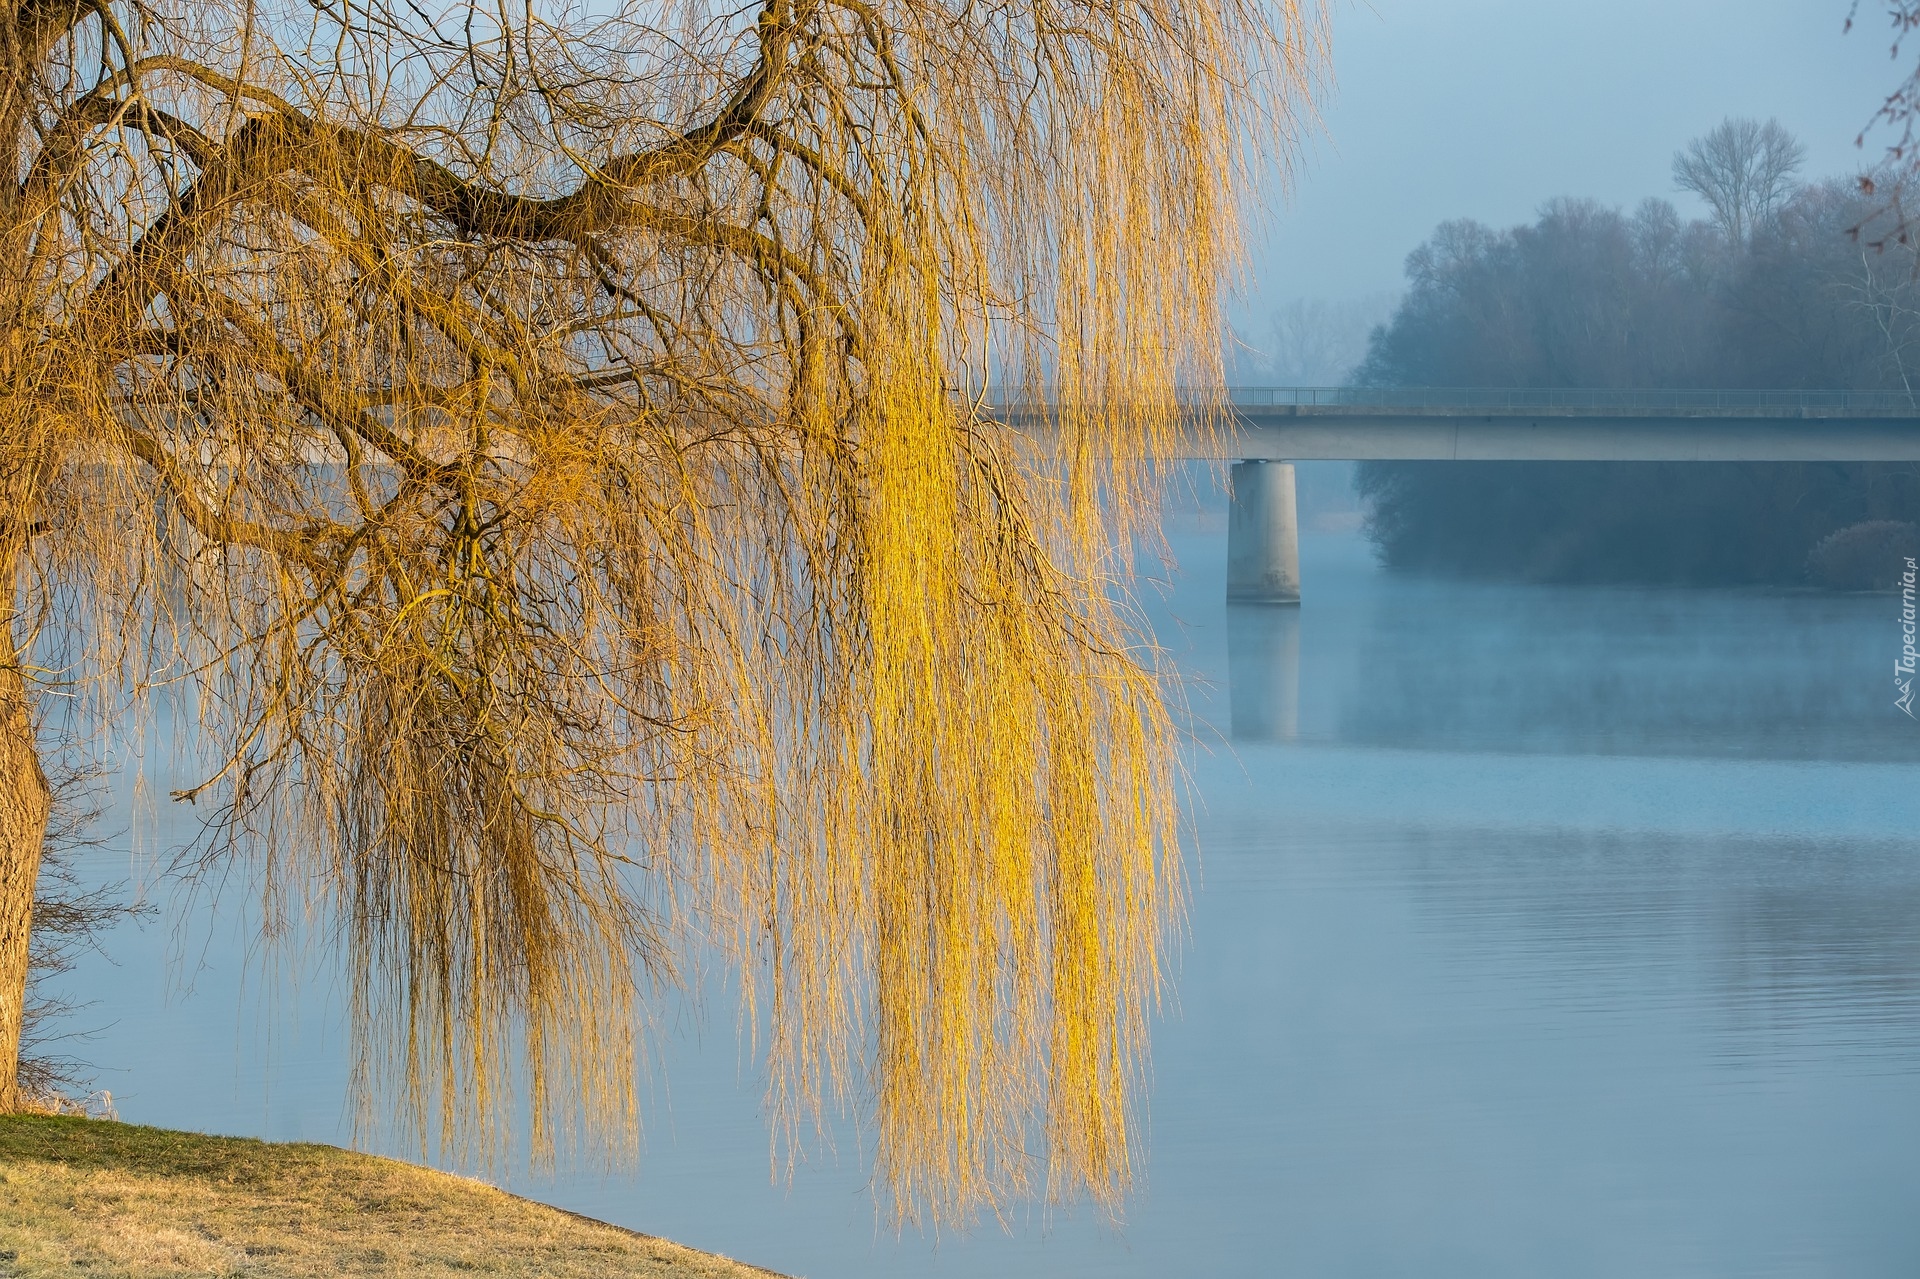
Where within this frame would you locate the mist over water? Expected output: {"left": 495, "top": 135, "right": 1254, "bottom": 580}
{"left": 52, "top": 484, "right": 1920, "bottom": 1277}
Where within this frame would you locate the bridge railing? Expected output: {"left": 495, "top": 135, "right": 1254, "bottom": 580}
{"left": 1223, "top": 387, "right": 1920, "bottom": 413}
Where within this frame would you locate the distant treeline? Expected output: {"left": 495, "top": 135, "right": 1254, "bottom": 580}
{"left": 1356, "top": 123, "right": 1920, "bottom": 587}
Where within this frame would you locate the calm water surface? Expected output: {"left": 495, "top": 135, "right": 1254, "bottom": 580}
{"left": 50, "top": 492, "right": 1920, "bottom": 1277}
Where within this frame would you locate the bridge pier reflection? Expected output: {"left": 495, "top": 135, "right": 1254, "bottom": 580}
{"left": 1227, "top": 604, "right": 1301, "bottom": 741}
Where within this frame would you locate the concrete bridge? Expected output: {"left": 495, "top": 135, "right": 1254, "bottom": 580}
{"left": 1211, "top": 388, "right": 1920, "bottom": 604}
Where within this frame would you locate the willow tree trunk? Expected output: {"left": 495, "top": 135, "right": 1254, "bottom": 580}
{"left": 0, "top": 630, "right": 49, "bottom": 1112}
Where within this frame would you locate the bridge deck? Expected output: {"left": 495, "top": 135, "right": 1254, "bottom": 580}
{"left": 1214, "top": 388, "right": 1920, "bottom": 462}
{"left": 1224, "top": 387, "right": 1920, "bottom": 415}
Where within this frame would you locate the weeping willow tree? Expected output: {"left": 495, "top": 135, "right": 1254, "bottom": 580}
{"left": 0, "top": 0, "right": 1320, "bottom": 1223}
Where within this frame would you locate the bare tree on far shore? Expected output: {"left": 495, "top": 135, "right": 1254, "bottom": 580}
{"left": 1673, "top": 118, "right": 1807, "bottom": 246}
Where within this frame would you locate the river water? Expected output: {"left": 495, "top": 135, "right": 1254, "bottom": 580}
{"left": 47, "top": 486, "right": 1920, "bottom": 1277}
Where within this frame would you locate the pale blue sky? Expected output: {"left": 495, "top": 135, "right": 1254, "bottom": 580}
{"left": 1239, "top": 0, "right": 1900, "bottom": 320}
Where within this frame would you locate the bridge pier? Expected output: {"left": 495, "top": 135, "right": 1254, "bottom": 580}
{"left": 1227, "top": 460, "right": 1301, "bottom": 605}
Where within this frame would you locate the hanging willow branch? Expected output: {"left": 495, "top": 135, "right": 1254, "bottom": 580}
{"left": 0, "top": 0, "right": 1322, "bottom": 1225}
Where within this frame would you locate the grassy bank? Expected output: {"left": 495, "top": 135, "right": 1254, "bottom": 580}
{"left": 0, "top": 1116, "right": 787, "bottom": 1278}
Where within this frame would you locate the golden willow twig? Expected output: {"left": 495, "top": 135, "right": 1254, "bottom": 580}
{"left": 0, "top": 0, "right": 1323, "bottom": 1225}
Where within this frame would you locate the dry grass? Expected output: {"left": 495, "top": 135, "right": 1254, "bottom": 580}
{"left": 0, "top": 1116, "right": 785, "bottom": 1278}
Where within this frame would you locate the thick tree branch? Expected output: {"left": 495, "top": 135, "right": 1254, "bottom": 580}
{"left": 117, "top": 425, "right": 340, "bottom": 567}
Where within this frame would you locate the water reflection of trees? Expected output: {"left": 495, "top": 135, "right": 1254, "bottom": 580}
{"left": 1328, "top": 578, "right": 1920, "bottom": 762}
{"left": 1380, "top": 825, "right": 1920, "bottom": 1068}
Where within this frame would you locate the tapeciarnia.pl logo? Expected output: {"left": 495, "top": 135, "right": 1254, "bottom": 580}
{"left": 1900, "top": 557, "right": 1918, "bottom": 719}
